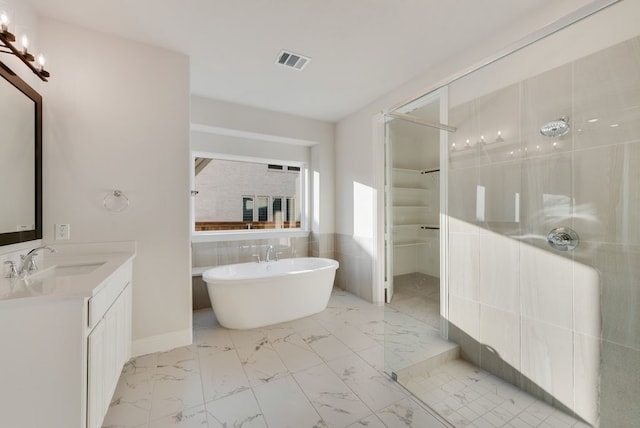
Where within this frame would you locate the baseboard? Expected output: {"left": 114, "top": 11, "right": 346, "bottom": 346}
{"left": 131, "top": 328, "right": 193, "bottom": 357}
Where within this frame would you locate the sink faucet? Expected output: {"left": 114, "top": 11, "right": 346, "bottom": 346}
{"left": 265, "top": 245, "right": 277, "bottom": 262}
{"left": 18, "top": 245, "right": 56, "bottom": 276}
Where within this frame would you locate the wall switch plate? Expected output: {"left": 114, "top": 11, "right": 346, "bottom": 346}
{"left": 55, "top": 224, "right": 71, "bottom": 240}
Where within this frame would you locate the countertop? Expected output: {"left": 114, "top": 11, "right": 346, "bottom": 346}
{"left": 0, "top": 242, "right": 136, "bottom": 304}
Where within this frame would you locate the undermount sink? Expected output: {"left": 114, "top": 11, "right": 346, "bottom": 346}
{"left": 54, "top": 263, "right": 105, "bottom": 277}
{"left": 28, "top": 262, "right": 105, "bottom": 279}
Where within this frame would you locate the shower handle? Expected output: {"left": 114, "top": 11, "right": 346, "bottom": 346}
{"left": 547, "top": 227, "right": 579, "bottom": 251}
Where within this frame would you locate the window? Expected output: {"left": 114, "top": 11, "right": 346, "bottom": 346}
{"left": 242, "top": 197, "right": 254, "bottom": 222}
{"left": 193, "top": 157, "right": 304, "bottom": 232}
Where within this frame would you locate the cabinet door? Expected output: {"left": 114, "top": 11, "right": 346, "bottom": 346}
{"left": 87, "top": 319, "right": 106, "bottom": 428}
{"left": 87, "top": 283, "right": 132, "bottom": 428}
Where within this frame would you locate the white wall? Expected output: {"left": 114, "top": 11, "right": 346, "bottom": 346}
{"left": 39, "top": 18, "right": 191, "bottom": 356}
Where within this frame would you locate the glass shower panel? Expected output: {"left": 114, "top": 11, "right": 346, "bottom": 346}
{"left": 443, "top": 34, "right": 640, "bottom": 427}
{"left": 382, "top": 8, "right": 640, "bottom": 424}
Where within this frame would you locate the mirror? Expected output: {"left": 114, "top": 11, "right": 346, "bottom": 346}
{"left": 0, "top": 62, "right": 42, "bottom": 246}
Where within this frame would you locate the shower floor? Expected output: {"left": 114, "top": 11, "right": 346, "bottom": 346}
{"left": 400, "top": 358, "right": 588, "bottom": 427}
{"left": 385, "top": 273, "right": 588, "bottom": 427}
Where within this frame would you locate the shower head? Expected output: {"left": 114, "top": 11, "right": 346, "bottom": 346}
{"left": 540, "top": 117, "right": 570, "bottom": 137}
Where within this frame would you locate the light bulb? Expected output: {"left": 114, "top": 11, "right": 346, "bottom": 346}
{"left": 0, "top": 11, "right": 8, "bottom": 33}
{"left": 37, "top": 54, "right": 45, "bottom": 70}
{"left": 21, "top": 34, "right": 28, "bottom": 52}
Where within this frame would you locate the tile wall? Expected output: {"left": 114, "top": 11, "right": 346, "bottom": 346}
{"left": 446, "top": 35, "right": 640, "bottom": 427}
{"left": 192, "top": 233, "right": 338, "bottom": 309}
{"left": 335, "top": 234, "right": 374, "bottom": 302}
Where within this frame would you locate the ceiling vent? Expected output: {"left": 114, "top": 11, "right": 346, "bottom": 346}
{"left": 276, "top": 50, "right": 310, "bottom": 71}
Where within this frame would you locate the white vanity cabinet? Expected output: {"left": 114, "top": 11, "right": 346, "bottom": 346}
{"left": 87, "top": 262, "right": 132, "bottom": 428}
{"left": 0, "top": 253, "right": 134, "bottom": 428}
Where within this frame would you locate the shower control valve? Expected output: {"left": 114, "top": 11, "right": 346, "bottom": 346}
{"left": 547, "top": 227, "right": 579, "bottom": 251}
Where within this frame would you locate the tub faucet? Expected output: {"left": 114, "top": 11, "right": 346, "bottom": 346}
{"left": 18, "top": 245, "right": 56, "bottom": 276}
{"left": 265, "top": 245, "right": 277, "bottom": 262}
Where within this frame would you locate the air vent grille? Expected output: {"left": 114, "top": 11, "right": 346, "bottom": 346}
{"left": 276, "top": 50, "right": 310, "bottom": 71}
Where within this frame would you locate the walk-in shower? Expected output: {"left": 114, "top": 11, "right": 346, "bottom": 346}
{"left": 382, "top": 2, "right": 640, "bottom": 426}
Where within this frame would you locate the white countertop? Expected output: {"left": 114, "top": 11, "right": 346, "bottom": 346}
{"left": 0, "top": 242, "right": 136, "bottom": 304}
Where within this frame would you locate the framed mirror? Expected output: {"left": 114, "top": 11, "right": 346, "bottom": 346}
{"left": 0, "top": 61, "right": 42, "bottom": 246}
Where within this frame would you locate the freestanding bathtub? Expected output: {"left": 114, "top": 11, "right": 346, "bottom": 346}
{"left": 202, "top": 257, "right": 339, "bottom": 329}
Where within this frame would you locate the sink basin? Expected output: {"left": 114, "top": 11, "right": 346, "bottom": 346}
{"left": 27, "top": 262, "right": 105, "bottom": 279}
{"left": 54, "top": 263, "right": 104, "bottom": 277}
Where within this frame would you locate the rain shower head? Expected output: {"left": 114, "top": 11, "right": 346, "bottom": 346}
{"left": 540, "top": 117, "right": 570, "bottom": 137}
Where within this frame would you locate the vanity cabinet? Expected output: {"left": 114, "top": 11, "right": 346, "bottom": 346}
{"left": 87, "top": 264, "right": 132, "bottom": 428}
{"left": 0, "top": 256, "right": 133, "bottom": 428}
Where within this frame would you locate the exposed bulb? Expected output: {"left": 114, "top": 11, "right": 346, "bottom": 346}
{"left": 0, "top": 11, "right": 8, "bottom": 28}
{"left": 37, "top": 54, "right": 45, "bottom": 70}
{"left": 21, "top": 34, "right": 28, "bottom": 52}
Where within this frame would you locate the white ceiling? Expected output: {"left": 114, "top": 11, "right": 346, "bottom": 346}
{"left": 29, "top": 0, "right": 597, "bottom": 122}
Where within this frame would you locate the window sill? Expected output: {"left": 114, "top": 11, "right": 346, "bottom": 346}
{"left": 191, "top": 229, "right": 310, "bottom": 243}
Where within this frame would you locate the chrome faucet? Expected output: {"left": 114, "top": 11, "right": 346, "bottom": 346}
{"left": 17, "top": 245, "right": 56, "bottom": 276}
{"left": 265, "top": 245, "right": 277, "bottom": 262}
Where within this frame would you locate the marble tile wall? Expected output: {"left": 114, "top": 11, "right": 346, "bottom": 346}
{"left": 191, "top": 234, "right": 338, "bottom": 309}
{"left": 335, "top": 233, "right": 374, "bottom": 302}
{"left": 191, "top": 236, "right": 310, "bottom": 309}
{"left": 446, "top": 35, "right": 640, "bottom": 427}
{"left": 192, "top": 236, "right": 309, "bottom": 269}
{"left": 308, "top": 232, "right": 336, "bottom": 260}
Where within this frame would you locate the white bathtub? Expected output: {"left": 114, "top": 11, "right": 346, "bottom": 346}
{"left": 202, "top": 257, "right": 339, "bottom": 329}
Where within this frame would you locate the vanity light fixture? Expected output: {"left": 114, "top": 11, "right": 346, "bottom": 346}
{"left": 0, "top": 11, "right": 50, "bottom": 81}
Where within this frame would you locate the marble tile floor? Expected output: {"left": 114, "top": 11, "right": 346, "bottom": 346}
{"left": 102, "top": 289, "right": 450, "bottom": 428}
{"left": 401, "top": 359, "right": 589, "bottom": 428}
{"left": 103, "top": 288, "right": 587, "bottom": 428}
{"left": 387, "top": 273, "right": 441, "bottom": 330}
{"left": 385, "top": 275, "right": 588, "bottom": 427}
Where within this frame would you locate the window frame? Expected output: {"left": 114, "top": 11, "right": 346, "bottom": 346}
{"left": 191, "top": 152, "right": 308, "bottom": 241}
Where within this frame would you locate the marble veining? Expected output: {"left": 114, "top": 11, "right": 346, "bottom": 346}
{"left": 103, "top": 288, "right": 587, "bottom": 428}
{"left": 102, "top": 289, "right": 449, "bottom": 428}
